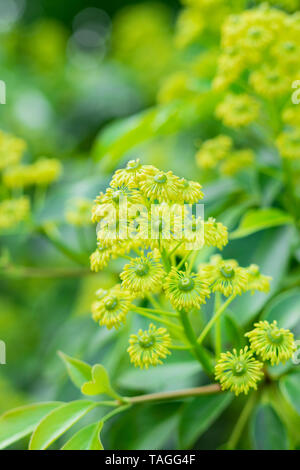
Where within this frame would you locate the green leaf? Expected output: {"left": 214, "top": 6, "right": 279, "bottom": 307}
{"left": 81, "top": 364, "right": 120, "bottom": 400}
{"left": 117, "top": 361, "right": 201, "bottom": 393}
{"left": 223, "top": 314, "right": 244, "bottom": 349}
{"left": 29, "top": 400, "right": 97, "bottom": 450}
{"left": 230, "top": 208, "right": 293, "bottom": 239}
{"left": 230, "top": 226, "right": 293, "bottom": 325}
{"left": 0, "top": 402, "right": 63, "bottom": 450}
{"left": 251, "top": 404, "right": 289, "bottom": 450}
{"left": 262, "top": 288, "right": 300, "bottom": 334}
{"left": 280, "top": 373, "right": 300, "bottom": 415}
{"left": 61, "top": 421, "right": 104, "bottom": 450}
{"left": 93, "top": 91, "right": 220, "bottom": 171}
{"left": 58, "top": 351, "right": 92, "bottom": 389}
{"left": 178, "top": 393, "right": 233, "bottom": 449}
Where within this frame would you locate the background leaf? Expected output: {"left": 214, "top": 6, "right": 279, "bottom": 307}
{"left": 280, "top": 373, "right": 300, "bottom": 415}
{"left": 230, "top": 208, "right": 293, "bottom": 239}
{"left": 29, "top": 400, "right": 97, "bottom": 450}
{"left": 178, "top": 393, "right": 233, "bottom": 449}
{"left": 61, "top": 421, "right": 104, "bottom": 450}
{"left": 58, "top": 351, "right": 92, "bottom": 389}
{"left": 251, "top": 404, "right": 289, "bottom": 450}
{"left": 0, "top": 402, "right": 62, "bottom": 450}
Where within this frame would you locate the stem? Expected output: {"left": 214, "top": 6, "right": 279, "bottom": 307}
{"left": 147, "top": 293, "right": 162, "bottom": 310}
{"left": 133, "top": 306, "right": 178, "bottom": 318}
{"left": 197, "top": 294, "right": 236, "bottom": 345}
{"left": 168, "top": 241, "right": 183, "bottom": 259}
{"left": 178, "top": 309, "right": 214, "bottom": 376}
{"left": 227, "top": 393, "right": 256, "bottom": 450}
{"left": 214, "top": 292, "right": 222, "bottom": 357}
{"left": 176, "top": 252, "right": 191, "bottom": 271}
{"left": 127, "top": 384, "right": 221, "bottom": 404}
{"left": 38, "top": 226, "right": 88, "bottom": 266}
{"left": 132, "top": 308, "right": 183, "bottom": 333}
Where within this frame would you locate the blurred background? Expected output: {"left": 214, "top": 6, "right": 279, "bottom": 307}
{"left": 1, "top": 0, "right": 299, "bottom": 450}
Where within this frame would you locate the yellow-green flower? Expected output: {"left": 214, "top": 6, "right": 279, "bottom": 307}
{"left": 30, "top": 158, "right": 62, "bottom": 186}
{"left": 203, "top": 217, "right": 228, "bottom": 250}
{"left": 127, "top": 323, "right": 171, "bottom": 369}
{"left": 220, "top": 149, "right": 255, "bottom": 176}
{"left": 245, "top": 320, "right": 296, "bottom": 365}
{"left": 246, "top": 264, "right": 272, "bottom": 294}
{"left": 277, "top": 129, "right": 300, "bottom": 160}
{"left": 157, "top": 71, "right": 191, "bottom": 103}
{"left": 3, "top": 165, "right": 33, "bottom": 188}
{"left": 215, "top": 346, "right": 264, "bottom": 396}
{"left": 216, "top": 93, "right": 259, "bottom": 128}
{"left": 66, "top": 198, "right": 93, "bottom": 226}
{"left": 179, "top": 178, "right": 204, "bottom": 204}
{"left": 0, "top": 131, "right": 26, "bottom": 170}
{"left": 164, "top": 267, "right": 210, "bottom": 310}
{"left": 201, "top": 257, "right": 249, "bottom": 296}
{"left": 110, "top": 160, "right": 156, "bottom": 189}
{"left": 138, "top": 168, "right": 182, "bottom": 203}
{"left": 250, "top": 67, "right": 291, "bottom": 99}
{"left": 90, "top": 246, "right": 112, "bottom": 272}
{"left": 0, "top": 197, "right": 30, "bottom": 231}
{"left": 196, "top": 135, "right": 233, "bottom": 170}
{"left": 120, "top": 250, "right": 166, "bottom": 295}
{"left": 91, "top": 284, "right": 133, "bottom": 329}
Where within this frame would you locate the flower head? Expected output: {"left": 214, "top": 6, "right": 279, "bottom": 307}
{"left": 277, "top": 129, "right": 300, "bottom": 160}
{"left": 164, "top": 267, "right": 210, "bottom": 310}
{"left": 215, "top": 346, "right": 264, "bottom": 396}
{"left": 179, "top": 178, "right": 204, "bottom": 204}
{"left": 90, "top": 246, "right": 112, "bottom": 272}
{"left": 196, "top": 135, "right": 233, "bottom": 170}
{"left": 120, "top": 250, "right": 166, "bottom": 295}
{"left": 91, "top": 284, "right": 133, "bottom": 329}
{"left": 216, "top": 93, "right": 259, "bottom": 128}
{"left": 0, "top": 197, "right": 30, "bottom": 231}
{"left": 110, "top": 159, "right": 155, "bottom": 188}
{"left": 220, "top": 149, "right": 255, "bottom": 176}
{"left": 127, "top": 323, "right": 171, "bottom": 369}
{"left": 0, "top": 131, "right": 26, "bottom": 170}
{"left": 201, "top": 256, "right": 249, "bottom": 296}
{"left": 66, "top": 198, "right": 93, "bottom": 226}
{"left": 246, "top": 264, "right": 272, "bottom": 294}
{"left": 245, "top": 320, "right": 296, "bottom": 365}
{"left": 138, "top": 168, "right": 182, "bottom": 203}
{"left": 203, "top": 217, "right": 228, "bottom": 250}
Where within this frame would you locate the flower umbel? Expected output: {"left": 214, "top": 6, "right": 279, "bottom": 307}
{"left": 127, "top": 323, "right": 171, "bottom": 369}
{"left": 215, "top": 346, "right": 264, "bottom": 396}
{"left": 91, "top": 285, "right": 133, "bottom": 329}
{"left": 245, "top": 321, "right": 296, "bottom": 366}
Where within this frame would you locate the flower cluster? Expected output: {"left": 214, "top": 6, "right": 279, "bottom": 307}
{"left": 90, "top": 162, "right": 272, "bottom": 371}
{"left": 90, "top": 159, "right": 208, "bottom": 272}
{"left": 0, "top": 129, "right": 62, "bottom": 233}
{"left": 196, "top": 134, "right": 255, "bottom": 175}
{"left": 213, "top": 4, "right": 300, "bottom": 161}
{"left": 199, "top": 255, "right": 269, "bottom": 297}
{"left": 3, "top": 158, "right": 62, "bottom": 188}
{"left": 65, "top": 198, "right": 93, "bottom": 227}
{"left": 215, "top": 320, "right": 296, "bottom": 395}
